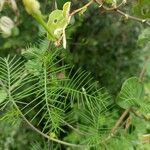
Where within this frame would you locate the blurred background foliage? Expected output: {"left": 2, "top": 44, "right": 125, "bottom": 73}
{"left": 0, "top": 0, "right": 149, "bottom": 149}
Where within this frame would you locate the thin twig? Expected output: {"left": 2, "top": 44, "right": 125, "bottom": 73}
{"left": 124, "top": 116, "right": 131, "bottom": 133}
{"left": 94, "top": 0, "right": 150, "bottom": 27}
{"left": 111, "top": 108, "right": 130, "bottom": 134}
{"left": 115, "top": 9, "right": 150, "bottom": 27}
{"left": 101, "top": 0, "right": 127, "bottom": 11}
{"left": 103, "top": 108, "right": 130, "bottom": 142}
{"left": 70, "top": 0, "right": 94, "bottom": 16}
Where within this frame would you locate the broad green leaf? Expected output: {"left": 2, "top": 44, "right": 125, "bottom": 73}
{"left": 47, "top": 2, "right": 71, "bottom": 48}
{"left": 0, "top": 89, "right": 7, "bottom": 103}
{"left": 47, "top": 10, "right": 65, "bottom": 41}
{"left": 117, "top": 77, "right": 144, "bottom": 109}
{"left": 63, "top": 1, "right": 71, "bottom": 20}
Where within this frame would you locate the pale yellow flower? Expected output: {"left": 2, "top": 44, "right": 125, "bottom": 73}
{"left": 0, "top": 16, "right": 15, "bottom": 38}
{"left": 23, "top": 0, "right": 41, "bottom": 15}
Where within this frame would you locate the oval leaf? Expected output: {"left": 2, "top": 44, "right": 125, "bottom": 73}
{"left": 116, "top": 77, "right": 144, "bottom": 109}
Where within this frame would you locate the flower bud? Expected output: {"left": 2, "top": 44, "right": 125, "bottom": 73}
{"left": 0, "top": 0, "right": 5, "bottom": 12}
{"left": 0, "top": 16, "right": 15, "bottom": 38}
{"left": 23, "top": 0, "right": 41, "bottom": 15}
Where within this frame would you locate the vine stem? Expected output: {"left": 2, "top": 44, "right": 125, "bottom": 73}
{"left": 70, "top": 0, "right": 94, "bottom": 16}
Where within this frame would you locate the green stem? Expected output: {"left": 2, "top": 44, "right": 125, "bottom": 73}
{"left": 33, "top": 14, "right": 55, "bottom": 39}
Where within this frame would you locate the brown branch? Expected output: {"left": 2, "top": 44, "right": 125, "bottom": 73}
{"left": 111, "top": 108, "right": 130, "bottom": 134}
{"left": 94, "top": 0, "right": 127, "bottom": 10}
{"left": 94, "top": 0, "right": 150, "bottom": 27}
{"left": 115, "top": 9, "right": 150, "bottom": 27}
{"left": 70, "top": 0, "right": 94, "bottom": 16}
{"left": 101, "top": 0, "right": 127, "bottom": 11}
{"left": 103, "top": 108, "right": 130, "bottom": 142}
{"left": 124, "top": 116, "right": 131, "bottom": 133}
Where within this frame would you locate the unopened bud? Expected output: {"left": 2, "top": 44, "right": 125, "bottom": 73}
{"left": 0, "top": 0, "right": 5, "bottom": 12}
{"left": 23, "top": 0, "right": 41, "bottom": 15}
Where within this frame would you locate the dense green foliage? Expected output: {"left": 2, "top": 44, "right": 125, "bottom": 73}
{"left": 0, "top": 0, "right": 150, "bottom": 149}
